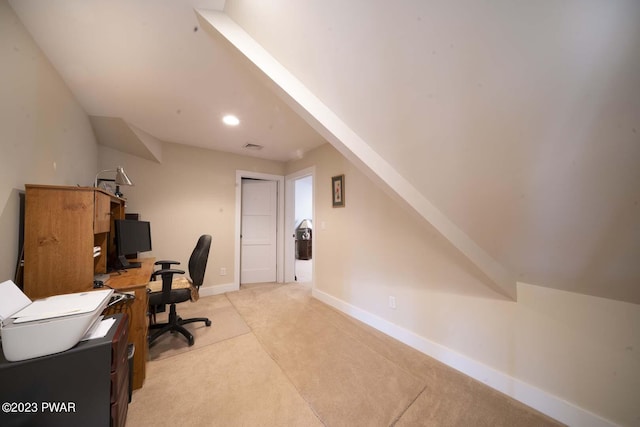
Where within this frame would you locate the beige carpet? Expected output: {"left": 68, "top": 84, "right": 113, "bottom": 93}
{"left": 127, "top": 283, "right": 564, "bottom": 427}
{"left": 147, "top": 293, "right": 251, "bottom": 361}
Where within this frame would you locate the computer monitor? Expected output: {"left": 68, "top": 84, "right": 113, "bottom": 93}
{"left": 114, "top": 219, "right": 152, "bottom": 269}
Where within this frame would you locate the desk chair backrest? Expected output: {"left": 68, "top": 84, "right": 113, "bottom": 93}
{"left": 189, "top": 234, "right": 211, "bottom": 288}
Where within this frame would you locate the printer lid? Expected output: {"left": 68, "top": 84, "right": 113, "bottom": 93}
{"left": 0, "top": 280, "right": 31, "bottom": 322}
{"left": 0, "top": 280, "right": 112, "bottom": 325}
{"left": 11, "top": 290, "right": 113, "bottom": 324}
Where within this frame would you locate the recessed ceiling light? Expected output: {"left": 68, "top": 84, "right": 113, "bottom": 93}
{"left": 222, "top": 115, "right": 240, "bottom": 126}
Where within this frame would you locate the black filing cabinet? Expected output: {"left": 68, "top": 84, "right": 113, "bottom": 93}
{"left": 0, "top": 314, "right": 129, "bottom": 427}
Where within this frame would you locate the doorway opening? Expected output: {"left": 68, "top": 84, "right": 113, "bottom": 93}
{"left": 284, "top": 167, "right": 315, "bottom": 284}
{"left": 293, "top": 176, "right": 313, "bottom": 282}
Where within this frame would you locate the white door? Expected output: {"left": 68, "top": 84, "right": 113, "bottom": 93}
{"left": 241, "top": 179, "right": 278, "bottom": 283}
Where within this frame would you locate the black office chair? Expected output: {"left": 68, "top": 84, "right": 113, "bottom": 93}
{"left": 148, "top": 235, "right": 212, "bottom": 346}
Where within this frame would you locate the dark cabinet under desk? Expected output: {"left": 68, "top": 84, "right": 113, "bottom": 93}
{"left": 0, "top": 314, "right": 130, "bottom": 427}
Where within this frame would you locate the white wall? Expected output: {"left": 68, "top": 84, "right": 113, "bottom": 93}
{"left": 286, "top": 143, "right": 640, "bottom": 427}
{"left": 98, "top": 143, "right": 284, "bottom": 292}
{"left": 0, "top": 1, "right": 98, "bottom": 283}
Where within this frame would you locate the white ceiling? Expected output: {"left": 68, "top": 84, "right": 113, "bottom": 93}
{"left": 9, "top": 0, "right": 640, "bottom": 304}
{"left": 8, "top": 0, "right": 327, "bottom": 162}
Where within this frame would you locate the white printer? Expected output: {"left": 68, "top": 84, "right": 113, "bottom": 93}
{"left": 0, "top": 280, "right": 113, "bottom": 362}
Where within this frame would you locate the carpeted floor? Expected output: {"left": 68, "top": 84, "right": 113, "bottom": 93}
{"left": 127, "top": 283, "right": 564, "bottom": 426}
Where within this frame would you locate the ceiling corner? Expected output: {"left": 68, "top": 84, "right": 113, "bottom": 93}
{"left": 90, "top": 116, "right": 163, "bottom": 163}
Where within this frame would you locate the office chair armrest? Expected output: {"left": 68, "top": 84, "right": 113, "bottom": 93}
{"left": 155, "top": 260, "right": 180, "bottom": 265}
{"left": 150, "top": 268, "right": 185, "bottom": 281}
{"left": 155, "top": 259, "right": 180, "bottom": 270}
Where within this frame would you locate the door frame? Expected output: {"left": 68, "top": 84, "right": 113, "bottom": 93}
{"left": 235, "top": 170, "right": 285, "bottom": 288}
{"left": 284, "top": 166, "right": 315, "bottom": 284}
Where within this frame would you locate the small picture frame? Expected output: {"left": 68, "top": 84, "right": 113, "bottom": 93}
{"left": 331, "top": 174, "right": 345, "bottom": 208}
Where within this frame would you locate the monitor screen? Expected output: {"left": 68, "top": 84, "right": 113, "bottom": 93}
{"left": 114, "top": 219, "right": 152, "bottom": 256}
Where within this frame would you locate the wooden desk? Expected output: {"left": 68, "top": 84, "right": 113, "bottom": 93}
{"left": 106, "top": 258, "right": 154, "bottom": 390}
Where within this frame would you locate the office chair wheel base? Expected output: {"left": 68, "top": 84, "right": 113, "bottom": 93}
{"left": 205, "top": 320, "right": 212, "bottom": 327}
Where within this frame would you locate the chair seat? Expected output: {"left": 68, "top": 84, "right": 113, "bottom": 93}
{"left": 147, "top": 276, "right": 199, "bottom": 301}
{"left": 148, "top": 287, "right": 191, "bottom": 306}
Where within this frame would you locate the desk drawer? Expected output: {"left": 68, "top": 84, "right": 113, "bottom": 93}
{"left": 111, "top": 378, "right": 129, "bottom": 427}
{"left": 111, "top": 313, "right": 129, "bottom": 372}
{"left": 110, "top": 355, "right": 129, "bottom": 404}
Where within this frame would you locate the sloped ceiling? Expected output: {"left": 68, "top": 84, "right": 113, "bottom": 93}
{"left": 220, "top": 0, "right": 640, "bottom": 304}
{"left": 8, "top": 0, "right": 640, "bottom": 304}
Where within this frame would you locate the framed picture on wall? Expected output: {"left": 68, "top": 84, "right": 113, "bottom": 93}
{"left": 331, "top": 174, "right": 345, "bottom": 208}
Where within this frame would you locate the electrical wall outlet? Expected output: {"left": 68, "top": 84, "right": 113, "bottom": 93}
{"left": 220, "top": 267, "right": 227, "bottom": 276}
{"left": 388, "top": 296, "right": 397, "bottom": 309}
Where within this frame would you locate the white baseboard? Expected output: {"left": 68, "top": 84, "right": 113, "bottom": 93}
{"left": 200, "top": 282, "right": 237, "bottom": 297}
{"left": 312, "top": 288, "right": 618, "bottom": 427}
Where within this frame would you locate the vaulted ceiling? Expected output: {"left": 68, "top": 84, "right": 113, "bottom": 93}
{"left": 9, "top": 0, "right": 640, "bottom": 304}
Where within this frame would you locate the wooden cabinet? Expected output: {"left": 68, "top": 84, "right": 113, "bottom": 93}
{"left": 22, "top": 185, "right": 150, "bottom": 391}
{"left": 296, "top": 239, "right": 312, "bottom": 260}
{"left": 23, "top": 185, "right": 125, "bottom": 299}
{"left": 94, "top": 191, "right": 113, "bottom": 233}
